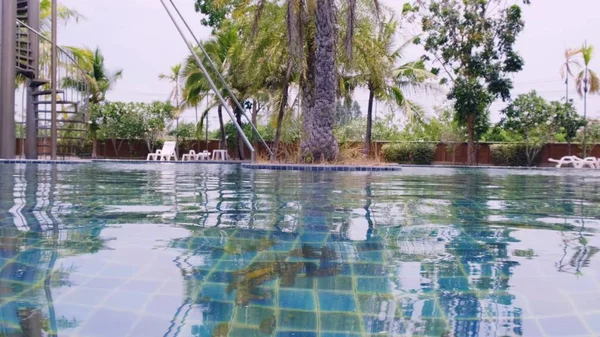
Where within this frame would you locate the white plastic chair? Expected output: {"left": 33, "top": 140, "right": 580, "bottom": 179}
{"left": 182, "top": 150, "right": 197, "bottom": 161}
{"left": 147, "top": 149, "right": 162, "bottom": 161}
{"left": 197, "top": 151, "right": 211, "bottom": 161}
{"left": 147, "top": 141, "right": 177, "bottom": 161}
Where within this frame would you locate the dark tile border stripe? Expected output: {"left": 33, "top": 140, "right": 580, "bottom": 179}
{"left": 241, "top": 163, "right": 402, "bottom": 172}
{"left": 0, "top": 159, "right": 91, "bottom": 164}
{"left": 91, "top": 159, "right": 247, "bottom": 165}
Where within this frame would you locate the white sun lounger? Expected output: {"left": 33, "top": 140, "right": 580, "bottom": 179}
{"left": 147, "top": 141, "right": 177, "bottom": 161}
{"left": 549, "top": 156, "right": 598, "bottom": 168}
{"left": 182, "top": 150, "right": 197, "bottom": 161}
{"left": 573, "top": 156, "right": 598, "bottom": 169}
{"left": 549, "top": 156, "right": 578, "bottom": 168}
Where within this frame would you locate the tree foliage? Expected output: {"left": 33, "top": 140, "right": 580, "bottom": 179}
{"left": 499, "top": 91, "right": 560, "bottom": 165}
{"left": 409, "top": 0, "right": 528, "bottom": 164}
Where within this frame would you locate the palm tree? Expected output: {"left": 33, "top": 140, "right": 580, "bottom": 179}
{"left": 40, "top": 0, "right": 84, "bottom": 32}
{"left": 560, "top": 48, "right": 581, "bottom": 103}
{"left": 159, "top": 64, "right": 184, "bottom": 156}
{"left": 64, "top": 48, "right": 123, "bottom": 158}
{"left": 253, "top": 0, "right": 381, "bottom": 162}
{"left": 576, "top": 43, "right": 600, "bottom": 157}
{"left": 183, "top": 25, "right": 249, "bottom": 158}
{"left": 350, "top": 17, "right": 435, "bottom": 155}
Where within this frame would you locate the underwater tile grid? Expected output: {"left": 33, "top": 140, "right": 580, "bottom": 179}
{"left": 0, "top": 163, "right": 599, "bottom": 337}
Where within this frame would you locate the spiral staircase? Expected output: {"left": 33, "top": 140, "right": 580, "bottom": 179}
{"left": 13, "top": 0, "right": 91, "bottom": 159}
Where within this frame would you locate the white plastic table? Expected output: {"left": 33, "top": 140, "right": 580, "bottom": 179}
{"left": 212, "top": 150, "right": 228, "bottom": 161}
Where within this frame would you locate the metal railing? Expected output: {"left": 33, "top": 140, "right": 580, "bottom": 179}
{"left": 16, "top": 19, "right": 92, "bottom": 156}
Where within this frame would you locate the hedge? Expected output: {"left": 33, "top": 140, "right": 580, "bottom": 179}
{"left": 382, "top": 143, "right": 436, "bottom": 165}
{"left": 490, "top": 144, "right": 539, "bottom": 166}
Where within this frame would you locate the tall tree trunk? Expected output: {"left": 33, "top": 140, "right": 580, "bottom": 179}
{"left": 272, "top": 61, "right": 294, "bottom": 161}
{"left": 583, "top": 91, "right": 588, "bottom": 158}
{"left": 235, "top": 107, "right": 245, "bottom": 160}
{"left": 467, "top": 115, "right": 475, "bottom": 165}
{"left": 218, "top": 105, "right": 226, "bottom": 150}
{"left": 301, "top": 0, "right": 339, "bottom": 162}
{"left": 301, "top": 14, "right": 316, "bottom": 162}
{"left": 364, "top": 84, "right": 375, "bottom": 156}
{"left": 252, "top": 99, "right": 258, "bottom": 151}
{"left": 91, "top": 132, "right": 98, "bottom": 159}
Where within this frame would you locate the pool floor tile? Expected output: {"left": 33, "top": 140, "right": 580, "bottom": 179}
{"left": 317, "top": 276, "right": 354, "bottom": 291}
{"left": 234, "top": 306, "right": 275, "bottom": 326}
{"left": 320, "top": 313, "right": 362, "bottom": 332}
{"left": 318, "top": 291, "right": 357, "bottom": 312}
{"left": 278, "top": 310, "right": 318, "bottom": 331}
{"left": 279, "top": 289, "right": 316, "bottom": 310}
{"left": 78, "top": 308, "right": 138, "bottom": 337}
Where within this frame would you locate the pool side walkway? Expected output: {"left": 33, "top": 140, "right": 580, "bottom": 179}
{"left": 1, "top": 159, "right": 596, "bottom": 172}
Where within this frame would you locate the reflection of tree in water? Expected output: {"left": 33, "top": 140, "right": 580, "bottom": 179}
{"left": 418, "top": 172, "right": 523, "bottom": 337}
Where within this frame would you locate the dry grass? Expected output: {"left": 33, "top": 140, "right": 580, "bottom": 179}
{"left": 256, "top": 142, "right": 387, "bottom": 166}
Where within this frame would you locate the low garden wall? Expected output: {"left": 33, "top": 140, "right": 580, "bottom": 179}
{"left": 15, "top": 138, "right": 599, "bottom": 166}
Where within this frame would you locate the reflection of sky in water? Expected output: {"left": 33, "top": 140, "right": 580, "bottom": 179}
{"left": 0, "top": 163, "right": 599, "bottom": 336}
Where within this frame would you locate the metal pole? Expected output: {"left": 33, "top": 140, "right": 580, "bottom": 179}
{"left": 0, "top": 0, "right": 17, "bottom": 159}
{"left": 167, "top": 0, "right": 272, "bottom": 158}
{"left": 26, "top": 0, "right": 40, "bottom": 159}
{"left": 50, "top": 0, "right": 58, "bottom": 159}
{"left": 159, "top": 0, "right": 255, "bottom": 161}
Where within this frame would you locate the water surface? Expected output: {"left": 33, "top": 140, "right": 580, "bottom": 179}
{"left": 0, "top": 163, "right": 599, "bottom": 337}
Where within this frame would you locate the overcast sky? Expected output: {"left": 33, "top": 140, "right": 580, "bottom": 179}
{"left": 57, "top": 0, "right": 600, "bottom": 126}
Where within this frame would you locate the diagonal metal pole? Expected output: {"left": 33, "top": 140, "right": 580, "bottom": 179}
{"left": 167, "top": 0, "right": 273, "bottom": 158}
{"left": 159, "top": 0, "right": 255, "bottom": 162}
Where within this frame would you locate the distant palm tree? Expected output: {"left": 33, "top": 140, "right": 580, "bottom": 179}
{"left": 64, "top": 48, "right": 123, "bottom": 158}
{"left": 159, "top": 64, "right": 185, "bottom": 156}
{"left": 40, "top": 0, "right": 84, "bottom": 33}
{"left": 576, "top": 43, "right": 600, "bottom": 157}
{"left": 560, "top": 48, "right": 581, "bottom": 103}
{"left": 350, "top": 17, "right": 435, "bottom": 155}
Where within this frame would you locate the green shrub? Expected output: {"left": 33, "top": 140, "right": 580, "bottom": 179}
{"left": 382, "top": 142, "right": 436, "bottom": 165}
{"left": 490, "top": 144, "right": 533, "bottom": 166}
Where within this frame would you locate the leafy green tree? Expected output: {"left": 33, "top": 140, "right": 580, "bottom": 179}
{"left": 193, "top": 0, "right": 242, "bottom": 32}
{"left": 554, "top": 101, "right": 585, "bottom": 155}
{"left": 141, "top": 101, "right": 176, "bottom": 153}
{"left": 95, "top": 102, "right": 145, "bottom": 158}
{"left": 576, "top": 120, "right": 600, "bottom": 157}
{"left": 335, "top": 99, "right": 362, "bottom": 126}
{"left": 409, "top": 0, "right": 527, "bottom": 164}
{"left": 575, "top": 43, "right": 600, "bottom": 157}
{"left": 499, "top": 91, "right": 557, "bottom": 166}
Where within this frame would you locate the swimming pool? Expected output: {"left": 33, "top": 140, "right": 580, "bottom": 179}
{"left": 0, "top": 163, "right": 599, "bottom": 337}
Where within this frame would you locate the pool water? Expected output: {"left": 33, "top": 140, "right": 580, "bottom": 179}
{"left": 0, "top": 163, "right": 599, "bottom": 337}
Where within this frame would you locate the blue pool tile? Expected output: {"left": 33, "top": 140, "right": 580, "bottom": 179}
{"left": 279, "top": 289, "right": 315, "bottom": 310}
{"left": 207, "top": 271, "right": 234, "bottom": 283}
{"left": 278, "top": 310, "right": 317, "bottom": 330}
{"left": 200, "top": 282, "right": 236, "bottom": 301}
{"left": 318, "top": 291, "right": 357, "bottom": 312}
{"left": 276, "top": 333, "right": 317, "bottom": 337}
{"left": 320, "top": 313, "right": 362, "bottom": 332}
{"left": 356, "top": 277, "right": 389, "bottom": 293}
{"left": 204, "top": 301, "right": 235, "bottom": 323}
